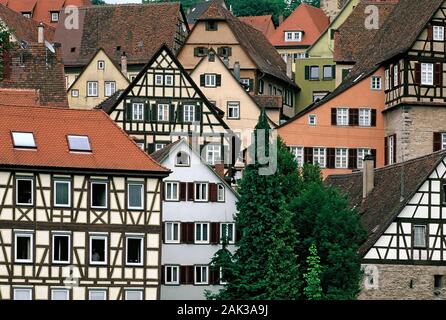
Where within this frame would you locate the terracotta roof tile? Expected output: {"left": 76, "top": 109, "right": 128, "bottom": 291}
{"left": 0, "top": 105, "right": 169, "bottom": 173}
{"left": 186, "top": 0, "right": 226, "bottom": 25}
{"left": 252, "top": 95, "right": 282, "bottom": 109}
{"left": 55, "top": 3, "right": 186, "bottom": 67}
{"left": 326, "top": 151, "right": 446, "bottom": 256}
{"left": 269, "top": 3, "right": 329, "bottom": 47}
{"left": 0, "top": 88, "right": 40, "bottom": 107}
{"left": 239, "top": 15, "right": 275, "bottom": 38}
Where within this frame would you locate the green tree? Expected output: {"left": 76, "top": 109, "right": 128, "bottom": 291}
{"left": 0, "top": 21, "right": 12, "bottom": 81}
{"left": 142, "top": 0, "right": 199, "bottom": 12}
{"left": 207, "top": 109, "right": 302, "bottom": 300}
{"left": 91, "top": 0, "right": 106, "bottom": 5}
{"left": 290, "top": 165, "right": 366, "bottom": 300}
{"left": 303, "top": 243, "right": 322, "bottom": 300}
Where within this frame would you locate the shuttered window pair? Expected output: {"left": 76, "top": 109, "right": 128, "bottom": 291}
{"left": 414, "top": 62, "right": 442, "bottom": 86}
{"left": 161, "top": 265, "right": 221, "bottom": 286}
{"left": 163, "top": 222, "right": 237, "bottom": 245}
{"left": 163, "top": 182, "right": 224, "bottom": 203}
{"left": 331, "top": 108, "right": 377, "bottom": 127}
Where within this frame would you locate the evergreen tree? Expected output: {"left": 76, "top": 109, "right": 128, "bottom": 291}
{"left": 91, "top": 0, "right": 106, "bottom": 5}
{"left": 207, "top": 109, "right": 302, "bottom": 300}
{"left": 303, "top": 243, "right": 322, "bottom": 300}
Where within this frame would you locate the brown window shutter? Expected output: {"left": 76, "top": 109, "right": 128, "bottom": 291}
{"left": 393, "top": 134, "right": 397, "bottom": 164}
{"left": 181, "top": 223, "right": 189, "bottom": 243}
{"left": 187, "top": 182, "right": 194, "bottom": 201}
{"left": 162, "top": 223, "right": 165, "bottom": 244}
{"left": 210, "top": 269, "right": 220, "bottom": 285}
{"left": 235, "top": 227, "right": 241, "bottom": 243}
{"left": 435, "top": 63, "right": 443, "bottom": 86}
{"left": 371, "top": 109, "right": 377, "bottom": 127}
{"left": 180, "top": 266, "right": 187, "bottom": 284}
{"left": 428, "top": 25, "right": 434, "bottom": 41}
{"left": 349, "top": 108, "right": 358, "bottom": 126}
{"left": 384, "top": 137, "right": 389, "bottom": 166}
{"left": 210, "top": 222, "right": 220, "bottom": 244}
{"left": 188, "top": 223, "right": 195, "bottom": 244}
{"left": 161, "top": 181, "right": 165, "bottom": 201}
{"left": 434, "top": 132, "right": 442, "bottom": 152}
{"left": 161, "top": 265, "right": 165, "bottom": 284}
{"left": 348, "top": 149, "right": 357, "bottom": 169}
{"left": 331, "top": 108, "right": 337, "bottom": 125}
{"left": 327, "top": 148, "right": 336, "bottom": 169}
{"left": 179, "top": 182, "right": 187, "bottom": 201}
{"left": 209, "top": 183, "right": 217, "bottom": 202}
{"left": 304, "top": 147, "right": 313, "bottom": 164}
{"left": 415, "top": 63, "right": 421, "bottom": 85}
{"left": 188, "top": 266, "right": 195, "bottom": 285}
{"left": 371, "top": 149, "right": 377, "bottom": 167}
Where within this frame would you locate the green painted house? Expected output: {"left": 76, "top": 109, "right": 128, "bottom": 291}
{"left": 294, "top": 0, "right": 359, "bottom": 113}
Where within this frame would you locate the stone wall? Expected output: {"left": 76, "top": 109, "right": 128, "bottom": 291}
{"left": 359, "top": 264, "right": 446, "bottom": 300}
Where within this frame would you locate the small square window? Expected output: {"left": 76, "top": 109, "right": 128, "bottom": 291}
{"left": 15, "top": 232, "right": 33, "bottom": 263}
{"left": 54, "top": 180, "right": 71, "bottom": 207}
{"left": 155, "top": 74, "right": 163, "bottom": 85}
{"left": 125, "top": 290, "right": 143, "bottom": 300}
{"left": 205, "top": 145, "right": 221, "bottom": 165}
{"left": 12, "top": 132, "right": 36, "bottom": 149}
{"left": 52, "top": 233, "right": 70, "bottom": 264}
{"left": 126, "top": 236, "right": 144, "bottom": 266}
{"left": 371, "top": 76, "right": 382, "bottom": 90}
{"left": 89, "top": 290, "right": 107, "bottom": 300}
{"left": 51, "top": 289, "right": 69, "bottom": 300}
{"left": 308, "top": 115, "right": 317, "bottom": 125}
{"left": 434, "top": 26, "right": 444, "bottom": 41}
{"left": 128, "top": 183, "right": 144, "bottom": 210}
{"left": 97, "top": 60, "right": 105, "bottom": 70}
{"left": 175, "top": 151, "right": 190, "bottom": 166}
{"left": 205, "top": 74, "right": 217, "bottom": 87}
{"left": 90, "top": 235, "right": 107, "bottom": 265}
{"left": 165, "top": 266, "right": 179, "bottom": 285}
{"left": 165, "top": 222, "right": 180, "bottom": 243}
{"left": 14, "top": 288, "right": 32, "bottom": 300}
{"left": 165, "top": 182, "right": 179, "bottom": 201}
{"left": 205, "top": 21, "right": 218, "bottom": 31}
{"left": 51, "top": 12, "right": 59, "bottom": 23}
{"left": 155, "top": 143, "right": 166, "bottom": 151}
{"left": 91, "top": 182, "right": 108, "bottom": 209}
{"left": 336, "top": 108, "right": 349, "bottom": 126}
{"left": 16, "top": 178, "right": 33, "bottom": 206}
{"left": 67, "top": 135, "right": 91, "bottom": 152}
{"left": 228, "top": 102, "right": 240, "bottom": 119}
{"left": 194, "top": 266, "right": 209, "bottom": 284}
{"left": 71, "top": 89, "right": 79, "bottom": 97}
{"left": 165, "top": 75, "right": 174, "bottom": 86}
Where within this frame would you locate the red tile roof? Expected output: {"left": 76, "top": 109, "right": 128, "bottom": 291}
{"left": 0, "top": 88, "right": 40, "bottom": 107}
{"left": 0, "top": 4, "right": 55, "bottom": 43}
{"left": 0, "top": 105, "right": 169, "bottom": 174}
{"left": 269, "top": 3, "right": 329, "bottom": 47}
{"left": 239, "top": 15, "right": 275, "bottom": 38}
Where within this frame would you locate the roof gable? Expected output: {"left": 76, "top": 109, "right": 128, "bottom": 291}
{"left": 238, "top": 15, "right": 275, "bottom": 38}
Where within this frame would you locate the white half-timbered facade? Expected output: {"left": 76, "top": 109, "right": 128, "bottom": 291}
{"left": 151, "top": 140, "right": 238, "bottom": 300}
{"left": 0, "top": 106, "right": 170, "bottom": 300}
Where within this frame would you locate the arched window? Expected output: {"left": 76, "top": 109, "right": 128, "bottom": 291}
{"left": 175, "top": 151, "right": 190, "bottom": 167}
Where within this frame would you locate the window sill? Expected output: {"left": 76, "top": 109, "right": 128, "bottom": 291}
{"left": 90, "top": 262, "right": 108, "bottom": 266}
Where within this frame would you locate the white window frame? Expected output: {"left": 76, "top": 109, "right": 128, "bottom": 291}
{"left": 313, "top": 147, "right": 326, "bottom": 168}
{"left": 359, "top": 108, "right": 372, "bottom": 127}
{"left": 385, "top": 69, "right": 390, "bottom": 90}
{"left": 393, "top": 64, "right": 399, "bottom": 87}
{"left": 413, "top": 225, "right": 427, "bottom": 248}
{"left": 194, "top": 183, "right": 208, "bottom": 202}
{"left": 155, "top": 143, "right": 165, "bottom": 151}
{"left": 125, "top": 289, "right": 144, "bottom": 300}
{"left": 388, "top": 135, "right": 395, "bottom": 165}
{"left": 90, "top": 181, "right": 108, "bottom": 209}
{"left": 357, "top": 148, "right": 371, "bottom": 169}
{"left": 165, "top": 182, "right": 179, "bottom": 201}
{"left": 127, "top": 183, "right": 144, "bottom": 210}
{"left": 51, "top": 288, "right": 69, "bottom": 300}
{"left": 442, "top": 133, "right": 446, "bottom": 150}
{"left": 104, "top": 81, "right": 116, "bottom": 97}
{"left": 12, "top": 132, "right": 36, "bottom": 149}
{"left": 97, "top": 60, "right": 105, "bottom": 70}
{"left": 71, "top": 89, "right": 79, "bottom": 97}
{"left": 323, "top": 65, "right": 333, "bottom": 79}
{"left": 87, "top": 81, "right": 98, "bottom": 97}
{"left": 434, "top": 25, "right": 444, "bottom": 41}
{"left": 165, "top": 222, "right": 180, "bottom": 244}
{"left": 165, "top": 75, "right": 174, "bottom": 86}
{"left": 205, "top": 74, "right": 216, "bottom": 87}
{"left": 132, "top": 103, "right": 144, "bottom": 121}
{"left": 88, "top": 289, "right": 107, "bottom": 300}
{"left": 16, "top": 177, "right": 34, "bottom": 206}
{"left": 52, "top": 233, "right": 71, "bottom": 264}
{"left": 164, "top": 265, "right": 180, "bottom": 285}
{"left": 195, "top": 222, "right": 210, "bottom": 244}
{"left": 421, "top": 63, "right": 434, "bottom": 86}
{"left": 125, "top": 236, "right": 144, "bottom": 266}
{"left": 89, "top": 234, "right": 108, "bottom": 265}
{"left": 284, "top": 31, "right": 302, "bottom": 42}
{"left": 183, "top": 104, "right": 195, "bottom": 123}
{"left": 175, "top": 151, "right": 190, "bottom": 166}
{"left": 312, "top": 92, "right": 328, "bottom": 102}
{"left": 13, "top": 288, "right": 32, "bottom": 300}
{"left": 290, "top": 146, "right": 304, "bottom": 167}
{"left": 157, "top": 104, "right": 169, "bottom": 122}
{"left": 310, "top": 66, "right": 320, "bottom": 80}
{"left": 371, "top": 76, "right": 382, "bottom": 90}
{"left": 206, "top": 145, "right": 221, "bottom": 165}
{"left": 54, "top": 180, "right": 71, "bottom": 207}
{"left": 336, "top": 108, "right": 349, "bottom": 126}
{"left": 220, "top": 223, "right": 235, "bottom": 244}
{"left": 14, "top": 232, "right": 34, "bottom": 263}
{"left": 308, "top": 115, "right": 317, "bottom": 126}
{"left": 194, "top": 265, "right": 209, "bottom": 285}
{"left": 227, "top": 102, "right": 240, "bottom": 119}
{"left": 51, "top": 12, "right": 59, "bottom": 22}
{"left": 67, "top": 135, "right": 91, "bottom": 152}
{"left": 217, "top": 184, "right": 225, "bottom": 202}
{"left": 335, "top": 148, "right": 348, "bottom": 169}
{"left": 155, "top": 74, "right": 163, "bottom": 85}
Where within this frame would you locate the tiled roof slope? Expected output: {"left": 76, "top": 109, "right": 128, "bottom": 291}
{"left": 0, "top": 43, "right": 68, "bottom": 108}
{"left": 150, "top": 139, "right": 183, "bottom": 163}
{"left": 198, "top": 2, "right": 297, "bottom": 87}
{"left": 0, "top": 88, "right": 40, "bottom": 107}
{"left": 252, "top": 95, "right": 282, "bottom": 109}
{"left": 55, "top": 3, "right": 185, "bottom": 67}
{"left": 334, "top": 0, "right": 398, "bottom": 63}
{"left": 326, "top": 151, "right": 446, "bottom": 256}
{"left": 269, "top": 3, "right": 329, "bottom": 47}
{"left": 0, "top": 105, "right": 169, "bottom": 173}
{"left": 239, "top": 15, "right": 275, "bottom": 38}
{"left": 95, "top": 90, "right": 124, "bottom": 114}
{"left": 186, "top": 0, "right": 226, "bottom": 25}
{"left": 0, "top": 4, "right": 55, "bottom": 42}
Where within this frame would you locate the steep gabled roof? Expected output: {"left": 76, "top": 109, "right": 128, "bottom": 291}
{"left": 96, "top": 90, "right": 124, "bottom": 114}
{"left": 0, "top": 4, "right": 55, "bottom": 43}
{"left": 0, "top": 105, "right": 169, "bottom": 174}
{"left": 55, "top": 3, "right": 188, "bottom": 67}
{"left": 96, "top": 44, "right": 228, "bottom": 129}
{"left": 269, "top": 3, "right": 329, "bottom": 47}
{"left": 326, "top": 151, "right": 446, "bottom": 256}
{"left": 239, "top": 15, "right": 275, "bottom": 38}
{"left": 186, "top": 0, "right": 226, "bottom": 25}
{"left": 333, "top": 0, "right": 398, "bottom": 64}
{"left": 197, "top": 2, "right": 297, "bottom": 87}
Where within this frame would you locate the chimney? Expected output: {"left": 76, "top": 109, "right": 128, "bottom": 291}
{"left": 121, "top": 52, "right": 127, "bottom": 76}
{"left": 286, "top": 55, "right": 293, "bottom": 79}
{"left": 214, "top": 162, "right": 225, "bottom": 180}
{"left": 234, "top": 61, "right": 240, "bottom": 81}
{"left": 38, "top": 22, "right": 45, "bottom": 44}
{"left": 279, "top": 15, "right": 284, "bottom": 25}
{"left": 362, "top": 154, "right": 375, "bottom": 199}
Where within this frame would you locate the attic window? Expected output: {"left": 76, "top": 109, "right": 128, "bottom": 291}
{"left": 12, "top": 132, "right": 36, "bottom": 149}
{"left": 205, "top": 21, "right": 218, "bottom": 31}
{"left": 22, "top": 12, "right": 32, "bottom": 18}
{"left": 116, "top": 46, "right": 121, "bottom": 51}
{"left": 67, "top": 135, "right": 91, "bottom": 152}
{"left": 70, "top": 47, "right": 76, "bottom": 53}
{"left": 51, "top": 12, "right": 59, "bottom": 23}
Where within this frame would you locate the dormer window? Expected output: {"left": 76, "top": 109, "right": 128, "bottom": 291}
{"left": 67, "top": 135, "right": 91, "bottom": 152}
{"left": 51, "top": 12, "right": 59, "bottom": 23}
{"left": 12, "top": 132, "right": 36, "bottom": 149}
{"left": 284, "top": 31, "right": 302, "bottom": 42}
{"left": 22, "top": 12, "right": 32, "bottom": 18}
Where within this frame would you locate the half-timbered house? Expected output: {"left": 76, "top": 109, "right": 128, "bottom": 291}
{"left": 0, "top": 105, "right": 169, "bottom": 300}
{"left": 327, "top": 151, "right": 446, "bottom": 299}
{"left": 97, "top": 44, "right": 238, "bottom": 171}
{"left": 151, "top": 139, "right": 238, "bottom": 300}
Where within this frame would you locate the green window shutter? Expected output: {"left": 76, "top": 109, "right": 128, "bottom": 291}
{"left": 125, "top": 102, "right": 132, "bottom": 121}
{"left": 248, "top": 79, "right": 254, "bottom": 91}
{"left": 342, "top": 69, "right": 350, "bottom": 80}
{"left": 194, "top": 47, "right": 199, "bottom": 57}
{"left": 216, "top": 74, "right": 222, "bottom": 87}
{"left": 169, "top": 104, "right": 175, "bottom": 123}
{"left": 148, "top": 143, "right": 155, "bottom": 154}
{"left": 200, "top": 75, "right": 205, "bottom": 86}
{"left": 151, "top": 104, "right": 157, "bottom": 122}
{"left": 177, "top": 103, "right": 184, "bottom": 123}
{"left": 144, "top": 103, "right": 151, "bottom": 122}
{"left": 304, "top": 66, "right": 310, "bottom": 80}
{"left": 195, "top": 104, "right": 201, "bottom": 122}
{"left": 228, "top": 47, "right": 232, "bottom": 56}
{"left": 332, "top": 66, "right": 336, "bottom": 79}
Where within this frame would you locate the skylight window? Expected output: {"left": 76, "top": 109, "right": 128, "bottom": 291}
{"left": 67, "top": 135, "right": 91, "bottom": 152}
{"left": 12, "top": 132, "right": 36, "bottom": 149}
